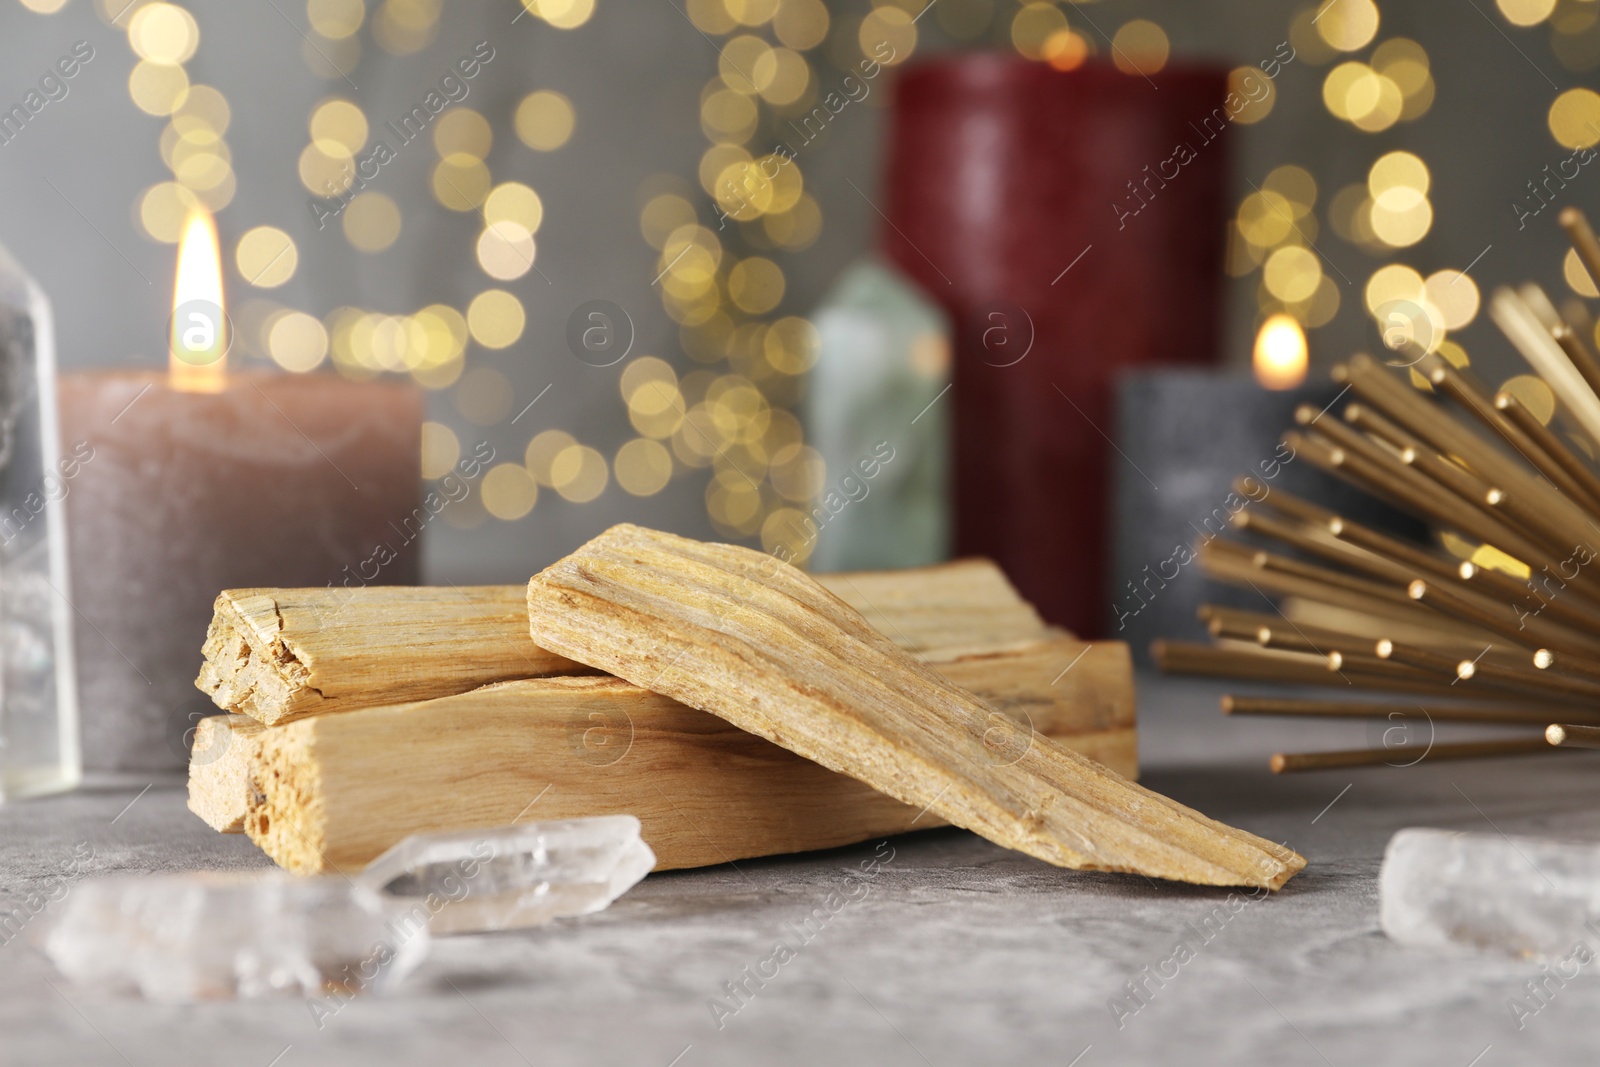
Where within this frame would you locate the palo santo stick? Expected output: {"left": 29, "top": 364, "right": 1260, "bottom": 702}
{"left": 234, "top": 635, "right": 1134, "bottom": 859}
{"left": 1546, "top": 722, "right": 1600, "bottom": 749}
{"left": 186, "top": 714, "right": 265, "bottom": 832}
{"left": 200, "top": 560, "right": 1046, "bottom": 726}
{"left": 197, "top": 585, "right": 575, "bottom": 726}
{"left": 206, "top": 631, "right": 1137, "bottom": 839}
{"left": 1270, "top": 738, "right": 1556, "bottom": 773}
{"left": 1223, "top": 695, "right": 1600, "bottom": 727}
{"left": 526, "top": 525, "right": 1303, "bottom": 889}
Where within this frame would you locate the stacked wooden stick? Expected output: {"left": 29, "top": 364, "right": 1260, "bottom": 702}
{"left": 188, "top": 559, "right": 1140, "bottom": 875}
{"left": 1155, "top": 207, "right": 1600, "bottom": 772}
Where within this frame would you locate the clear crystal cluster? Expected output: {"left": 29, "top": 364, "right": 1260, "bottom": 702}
{"left": 1381, "top": 827, "right": 1600, "bottom": 957}
{"left": 44, "top": 871, "right": 427, "bottom": 1001}
{"left": 357, "top": 814, "right": 655, "bottom": 935}
{"left": 46, "top": 816, "right": 655, "bottom": 1000}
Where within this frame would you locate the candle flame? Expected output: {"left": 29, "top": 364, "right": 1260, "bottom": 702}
{"left": 1253, "top": 313, "right": 1307, "bottom": 390}
{"left": 170, "top": 207, "right": 227, "bottom": 392}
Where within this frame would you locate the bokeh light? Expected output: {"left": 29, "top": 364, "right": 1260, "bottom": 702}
{"left": 476, "top": 222, "right": 536, "bottom": 281}
{"left": 128, "top": 3, "right": 199, "bottom": 65}
{"left": 481, "top": 463, "right": 538, "bottom": 520}
{"left": 1497, "top": 0, "right": 1557, "bottom": 27}
{"left": 614, "top": 438, "right": 674, "bottom": 496}
{"left": 1424, "top": 270, "right": 1481, "bottom": 330}
{"left": 434, "top": 109, "right": 493, "bottom": 160}
{"left": 551, "top": 444, "right": 609, "bottom": 502}
{"left": 1566, "top": 249, "right": 1600, "bottom": 297}
{"left": 1549, "top": 88, "right": 1600, "bottom": 149}
{"left": 342, "top": 192, "right": 402, "bottom": 252}
{"left": 1111, "top": 20, "right": 1169, "bottom": 76}
{"left": 420, "top": 421, "right": 460, "bottom": 480}
{"left": 268, "top": 311, "right": 330, "bottom": 372}
{"left": 485, "top": 182, "right": 545, "bottom": 234}
{"left": 308, "top": 0, "right": 366, "bottom": 38}
{"left": 128, "top": 60, "right": 189, "bottom": 116}
{"left": 526, "top": 430, "right": 577, "bottom": 487}
{"left": 235, "top": 226, "right": 299, "bottom": 288}
{"left": 454, "top": 366, "right": 514, "bottom": 425}
{"left": 515, "top": 91, "right": 576, "bottom": 151}
{"left": 1316, "top": 0, "right": 1379, "bottom": 52}
{"left": 467, "top": 289, "right": 526, "bottom": 349}
{"left": 310, "top": 98, "right": 368, "bottom": 155}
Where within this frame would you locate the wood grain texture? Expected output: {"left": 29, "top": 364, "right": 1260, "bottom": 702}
{"left": 185, "top": 714, "right": 265, "bottom": 832}
{"left": 242, "top": 637, "right": 1136, "bottom": 874}
{"left": 525, "top": 525, "right": 1303, "bottom": 889}
{"left": 198, "top": 560, "right": 1049, "bottom": 726}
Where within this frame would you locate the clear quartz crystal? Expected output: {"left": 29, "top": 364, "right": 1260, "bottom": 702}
{"left": 1380, "top": 827, "right": 1600, "bottom": 957}
{"left": 357, "top": 814, "right": 656, "bottom": 935}
{"left": 44, "top": 871, "right": 428, "bottom": 1001}
{"left": 0, "top": 242, "right": 78, "bottom": 801}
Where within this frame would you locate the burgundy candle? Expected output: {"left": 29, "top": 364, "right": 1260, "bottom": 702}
{"left": 882, "top": 54, "right": 1232, "bottom": 638}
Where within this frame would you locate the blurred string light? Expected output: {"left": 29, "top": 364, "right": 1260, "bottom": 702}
{"left": 653, "top": 1, "right": 1219, "bottom": 547}
{"left": 633, "top": 0, "right": 872, "bottom": 548}
{"left": 31, "top": 0, "right": 1571, "bottom": 535}
{"left": 32, "top": 0, "right": 602, "bottom": 529}
{"left": 1476, "top": 0, "right": 1600, "bottom": 356}
{"left": 1230, "top": 3, "right": 1473, "bottom": 378}
{"left": 655, "top": 1, "right": 1161, "bottom": 546}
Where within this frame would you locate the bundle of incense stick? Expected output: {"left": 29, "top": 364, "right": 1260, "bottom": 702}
{"left": 1155, "top": 207, "right": 1600, "bottom": 773}
{"left": 189, "top": 560, "right": 1142, "bottom": 873}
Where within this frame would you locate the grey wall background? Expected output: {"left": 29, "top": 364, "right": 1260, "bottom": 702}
{"left": 0, "top": 0, "right": 1590, "bottom": 586}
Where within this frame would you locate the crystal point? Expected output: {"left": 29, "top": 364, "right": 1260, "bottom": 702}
{"left": 357, "top": 814, "right": 655, "bottom": 935}
{"left": 45, "top": 871, "right": 427, "bottom": 1002}
{"left": 0, "top": 240, "right": 79, "bottom": 801}
{"left": 1380, "top": 827, "right": 1600, "bottom": 957}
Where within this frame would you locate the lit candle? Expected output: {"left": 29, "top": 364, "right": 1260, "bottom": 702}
{"left": 59, "top": 208, "right": 423, "bottom": 772}
{"left": 1112, "top": 315, "right": 1422, "bottom": 662}
{"left": 1252, "top": 313, "right": 1310, "bottom": 391}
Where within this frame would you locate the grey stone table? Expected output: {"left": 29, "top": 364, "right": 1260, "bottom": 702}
{"left": 4, "top": 675, "right": 1598, "bottom": 1066}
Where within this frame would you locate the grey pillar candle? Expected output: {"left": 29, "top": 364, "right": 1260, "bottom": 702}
{"left": 58, "top": 371, "right": 422, "bottom": 772}
{"left": 1111, "top": 370, "right": 1425, "bottom": 665}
